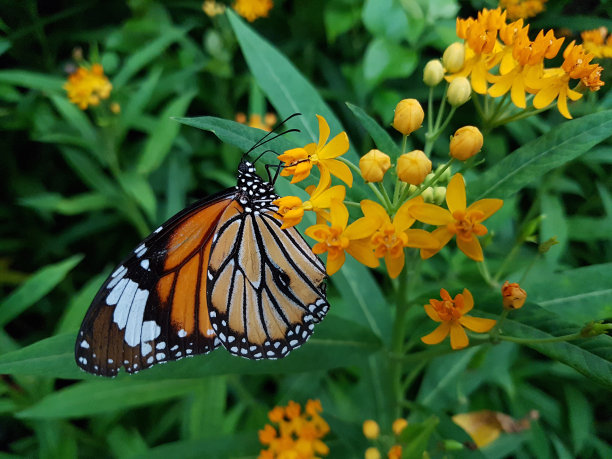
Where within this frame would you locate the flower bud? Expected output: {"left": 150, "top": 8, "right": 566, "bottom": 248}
{"left": 442, "top": 42, "right": 465, "bottom": 73}
{"left": 450, "top": 126, "right": 483, "bottom": 160}
{"left": 397, "top": 150, "right": 432, "bottom": 185}
{"left": 501, "top": 281, "right": 527, "bottom": 310}
{"left": 447, "top": 77, "right": 471, "bottom": 107}
{"left": 393, "top": 99, "right": 424, "bottom": 136}
{"left": 392, "top": 418, "right": 408, "bottom": 436}
{"left": 421, "top": 187, "right": 434, "bottom": 202}
{"left": 365, "top": 447, "right": 381, "bottom": 459}
{"left": 363, "top": 420, "right": 380, "bottom": 439}
{"left": 110, "top": 102, "right": 121, "bottom": 114}
{"left": 432, "top": 186, "right": 446, "bottom": 204}
{"left": 359, "top": 149, "right": 391, "bottom": 182}
{"left": 423, "top": 59, "right": 445, "bottom": 86}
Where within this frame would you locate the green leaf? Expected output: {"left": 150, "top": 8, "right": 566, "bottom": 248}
{"left": 16, "top": 379, "right": 215, "bottom": 419}
{"left": 129, "top": 434, "right": 259, "bottom": 459}
{"left": 137, "top": 91, "right": 196, "bottom": 175}
{"left": 49, "top": 94, "right": 99, "bottom": 157}
{"left": 0, "top": 255, "right": 83, "bottom": 327}
{"left": 60, "top": 148, "right": 118, "bottom": 197}
{"left": 56, "top": 273, "right": 106, "bottom": 334}
{"left": 522, "top": 263, "right": 612, "bottom": 324}
{"left": 0, "top": 69, "right": 64, "bottom": 92}
{"left": 175, "top": 115, "right": 297, "bottom": 156}
{"left": 117, "top": 172, "right": 157, "bottom": 221}
{"left": 471, "top": 110, "right": 612, "bottom": 199}
{"left": 399, "top": 416, "right": 439, "bottom": 458}
{"left": 0, "top": 316, "right": 381, "bottom": 380}
{"left": 20, "top": 192, "right": 110, "bottom": 216}
{"left": 540, "top": 193, "right": 568, "bottom": 267}
{"left": 324, "top": 0, "right": 362, "bottom": 43}
{"left": 227, "top": 9, "right": 357, "bottom": 159}
{"left": 113, "top": 27, "right": 187, "bottom": 88}
{"left": 362, "top": 0, "right": 409, "bottom": 42}
{"left": 363, "top": 38, "right": 418, "bottom": 86}
{"left": 119, "top": 66, "right": 163, "bottom": 138}
{"left": 346, "top": 102, "right": 400, "bottom": 156}
{"left": 565, "top": 385, "right": 593, "bottom": 454}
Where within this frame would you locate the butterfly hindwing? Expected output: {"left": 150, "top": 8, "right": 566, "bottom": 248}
{"left": 75, "top": 191, "right": 234, "bottom": 376}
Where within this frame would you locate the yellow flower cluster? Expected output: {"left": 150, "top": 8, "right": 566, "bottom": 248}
{"left": 581, "top": 27, "right": 612, "bottom": 59}
{"left": 258, "top": 400, "right": 330, "bottom": 459}
{"left": 236, "top": 112, "right": 278, "bottom": 132}
{"left": 63, "top": 64, "right": 112, "bottom": 110}
{"left": 274, "top": 115, "right": 502, "bottom": 278}
{"left": 446, "top": 7, "right": 604, "bottom": 118}
{"left": 498, "top": 0, "right": 547, "bottom": 21}
{"left": 233, "top": 0, "right": 273, "bottom": 22}
{"left": 362, "top": 418, "right": 408, "bottom": 459}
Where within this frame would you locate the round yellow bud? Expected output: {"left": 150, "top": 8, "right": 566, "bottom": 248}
{"left": 362, "top": 420, "right": 380, "bottom": 440}
{"left": 442, "top": 42, "right": 465, "bottom": 73}
{"left": 392, "top": 99, "right": 424, "bottom": 136}
{"left": 110, "top": 102, "right": 121, "bottom": 114}
{"left": 450, "top": 126, "right": 483, "bottom": 160}
{"left": 392, "top": 418, "right": 408, "bottom": 436}
{"left": 423, "top": 59, "right": 444, "bottom": 87}
{"left": 365, "top": 447, "right": 382, "bottom": 459}
{"left": 447, "top": 77, "right": 471, "bottom": 107}
{"left": 397, "top": 150, "right": 432, "bottom": 186}
{"left": 359, "top": 149, "right": 391, "bottom": 183}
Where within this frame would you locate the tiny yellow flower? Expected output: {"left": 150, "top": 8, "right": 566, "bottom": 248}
{"left": 279, "top": 115, "right": 352, "bottom": 186}
{"left": 361, "top": 198, "right": 439, "bottom": 279}
{"left": 392, "top": 99, "right": 424, "bottom": 135}
{"left": 397, "top": 150, "right": 432, "bottom": 186}
{"left": 442, "top": 42, "right": 466, "bottom": 73}
{"left": 359, "top": 149, "right": 391, "bottom": 183}
{"left": 447, "top": 76, "right": 472, "bottom": 106}
{"left": 500, "top": 0, "right": 547, "bottom": 21}
{"left": 387, "top": 445, "right": 402, "bottom": 459}
{"left": 305, "top": 201, "right": 379, "bottom": 275}
{"left": 233, "top": 0, "right": 273, "bottom": 22}
{"left": 410, "top": 173, "right": 503, "bottom": 261}
{"left": 392, "top": 418, "right": 408, "bottom": 436}
{"left": 501, "top": 281, "right": 527, "bottom": 310}
{"left": 449, "top": 126, "right": 483, "bottom": 161}
{"left": 421, "top": 288, "right": 496, "bottom": 350}
{"left": 363, "top": 420, "right": 380, "bottom": 439}
{"left": 63, "top": 64, "right": 112, "bottom": 110}
{"left": 202, "top": 0, "right": 226, "bottom": 16}
{"left": 423, "top": 59, "right": 445, "bottom": 86}
{"left": 365, "top": 447, "right": 381, "bottom": 459}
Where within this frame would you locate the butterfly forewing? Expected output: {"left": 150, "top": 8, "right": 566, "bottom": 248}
{"left": 75, "top": 191, "right": 234, "bottom": 376}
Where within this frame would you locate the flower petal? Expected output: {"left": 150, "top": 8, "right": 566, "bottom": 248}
{"left": 410, "top": 204, "right": 454, "bottom": 226}
{"left": 384, "top": 252, "right": 405, "bottom": 279}
{"left": 467, "top": 199, "right": 503, "bottom": 220}
{"left": 449, "top": 322, "right": 469, "bottom": 349}
{"left": 314, "top": 185, "right": 346, "bottom": 208}
{"left": 421, "top": 321, "right": 451, "bottom": 345}
{"left": 321, "top": 159, "right": 353, "bottom": 186}
{"left": 319, "top": 132, "right": 349, "bottom": 159}
{"left": 420, "top": 226, "right": 454, "bottom": 259}
{"left": 461, "top": 288, "right": 474, "bottom": 314}
{"left": 446, "top": 173, "right": 466, "bottom": 213}
{"left": 330, "top": 201, "right": 349, "bottom": 229}
{"left": 315, "top": 114, "right": 330, "bottom": 149}
{"left": 457, "top": 235, "right": 483, "bottom": 261}
{"left": 344, "top": 216, "right": 378, "bottom": 240}
{"left": 326, "top": 251, "right": 345, "bottom": 275}
{"left": 459, "top": 315, "right": 496, "bottom": 332}
{"left": 394, "top": 196, "right": 423, "bottom": 232}
{"left": 360, "top": 200, "right": 390, "bottom": 226}
{"left": 424, "top": 304, "right": 441, "bottom": 322}
{"left": 404, "top": 229, "right": 440, "bottom": 249}
{"left": 346, "top": 239, "right": 379, "bottom": 268}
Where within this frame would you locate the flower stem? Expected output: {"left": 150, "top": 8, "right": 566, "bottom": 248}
{"left": 497, "top": 332, "right": 584, "bottom": 344}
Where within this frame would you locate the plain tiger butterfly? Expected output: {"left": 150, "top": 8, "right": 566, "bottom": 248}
{"left": 75, "top": 119, "right": 329, "bottom": 376}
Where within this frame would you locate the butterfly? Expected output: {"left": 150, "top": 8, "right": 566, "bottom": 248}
{"left": 75, "top": 125, "right": 330, "bottom": 377}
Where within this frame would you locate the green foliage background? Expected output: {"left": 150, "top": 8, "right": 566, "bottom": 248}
{"left": 1, "top": 0, "right": 612, "bottom": 457}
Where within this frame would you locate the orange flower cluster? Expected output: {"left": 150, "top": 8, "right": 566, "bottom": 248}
{"left": 63, "top": 64, "right": 112, "bottom": 110}
{"left": 581, "top": 27, "right": 612, "bottom": 59}
{"left": 362, "top": 418, "right": 407, "bottom": 459}
{"left": 258, "top": 400, "right": 330, "bottom": 459}
{"left": 236, "top": 112, "right": 278, "bottom": 132}
{"left": 446, "top": 7, "right": 604, "bottom": 118}
{"left": 499, "top": 0, "right": 547, "bottom": 21}
{"left": 275, "top": 116, "right": 503, "bottom": 278}
{"left": 233, "top": 0, "right": 273, "bottom": 22}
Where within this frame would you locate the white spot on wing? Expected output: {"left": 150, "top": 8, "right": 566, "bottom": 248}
{"left": 106, "top": 278, "right": 128, "bottom": 305}
{"left": 178, "top": 329, "right": 187, "bottom": 338}
{"left": 80, "top": 340, "right": 89, "bottom": 349}
{"left": 134, "top": 244, "right": 146, "bottom": 258}
{"left": 154, "top": 226, "right": 163, "bottom": 234}
{"left": 140, "top": 259, "right": 150, "bottom": 270}
{"left": 113, "top": 280, "right": 139, "bottom": 329}
{"left": 156, "top": 342, "right": 166, "bottom": 350}
{"left": 123, "top": 288, "right": 149, "bottom": 346}
{"left": 141, "top": 342, "right": 152, "bottom": 357}
{"left": 141, "top": 321, "right": 161, "bottom": 342}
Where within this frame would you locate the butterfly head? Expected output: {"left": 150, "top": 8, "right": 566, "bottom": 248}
{"left": 236, "top": 160, "right": 278, "bottom": 213}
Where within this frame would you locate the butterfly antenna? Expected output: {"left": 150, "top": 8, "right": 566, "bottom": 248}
{"left": 242, "top": 113, "right": 302, "bottom": 162}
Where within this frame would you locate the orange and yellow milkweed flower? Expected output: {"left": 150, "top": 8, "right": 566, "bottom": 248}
{"left": 410, "top": 173, "right": 503, "bottom": 261}
{"left": 233, "top": 0, "right": 273, "bottom": 22}
{"left": 305, "top": 201, "right": 379, "bottom": 275}
{"left": 63, "top": 64, "right": 112, "bottom": 110}
{"left": 278, "top": 115, "right": 353, "bottom": 186}
{"left": 360, "top": 198, "right": 439, "bottom": 279}
{"left": 421, "top": 288, "right": 496, "bottom": 350}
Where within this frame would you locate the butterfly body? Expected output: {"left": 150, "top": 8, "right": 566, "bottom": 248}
{"left": 76, "top": 160, "right": 329, "bottom": 377}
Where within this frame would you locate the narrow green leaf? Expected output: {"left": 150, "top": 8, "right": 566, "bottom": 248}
{"left": 20, "top": 192, "right": 110, "bottom": 216}
{"left": 16, "top": 379, "right": 212, "bottom": 419}
{"left": 565, "top": 385, "right": 593, "bottom": 454}
{"left": 227, "top": 9, "right": 357, "bottom": 159}
{"left": 136, "top": 91, "right": 196, "bottom": 175}
{"left": 117, "top": 172, "right": 157, "bottom": 221}
{"left": 175, "top": 116, "right": 297, "bottom": 155}
{"left": 346, "top": 102, "right": 400, "bottom": 156}
{"left": 129, "top": 434, "right": 259, "bottom": 459}
{"left": 113, "top": 28, "right": 186, "bottom": 88}
{"left": 471, "top": 110, "right": 612, "bottom": 199}
{"left": 399, "top": 416, "right": 439, "bottom": 458}
{"left": 56, "top": 273, "right": 106, "bottom": 334}
{"left": 49, "top": 95, "right": 99, "bottom": 158}
{"left": 0, "top": 255, "right": 83, "bottom": 327}
{"left": 0, "top": 69, "right": 64, "bottom": 92}
{"left": 0, "top": 316, "right": 381, "bottom": 380}
{"left": 540, "top": 193, "right": 568, "bottom": 267}
{"left": 60, "top": 148, "right": 118, "bottom": 197}
{"left": 363, "top": 38, "right": 418, "bottom": 86}
{"left": 119, "top": 66, "right": 163, "bottom": 138}
{"left": 362, "top": 0, "right": 409, "bottom": 42}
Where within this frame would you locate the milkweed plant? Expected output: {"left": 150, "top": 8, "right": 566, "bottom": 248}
{"left": 2, "top": 2, "right": 612, "bottom": 458}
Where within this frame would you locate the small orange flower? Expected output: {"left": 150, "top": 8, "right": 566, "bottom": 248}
{"left": 501, "top": 281, "right": 527, "bottom": 309}
{"left": 279, "top": 115, "right": 352, "bottom": 186}
{"left": 234, "top": 0, "right": 273, "bottom": 22}
{"left": 63, "top": 64, "right": 112, "bottom": 110}
{"left": 410, "top": 173, "right": 503, "bottom": 261}
{"left": 387, "top": 445, "right": 402, "bottom": 459}
{"left": 421, "top": 288, "right": 496, "bottom": 350}
{"left": 305, "top": 201, "right": 379, "bottom": 275}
